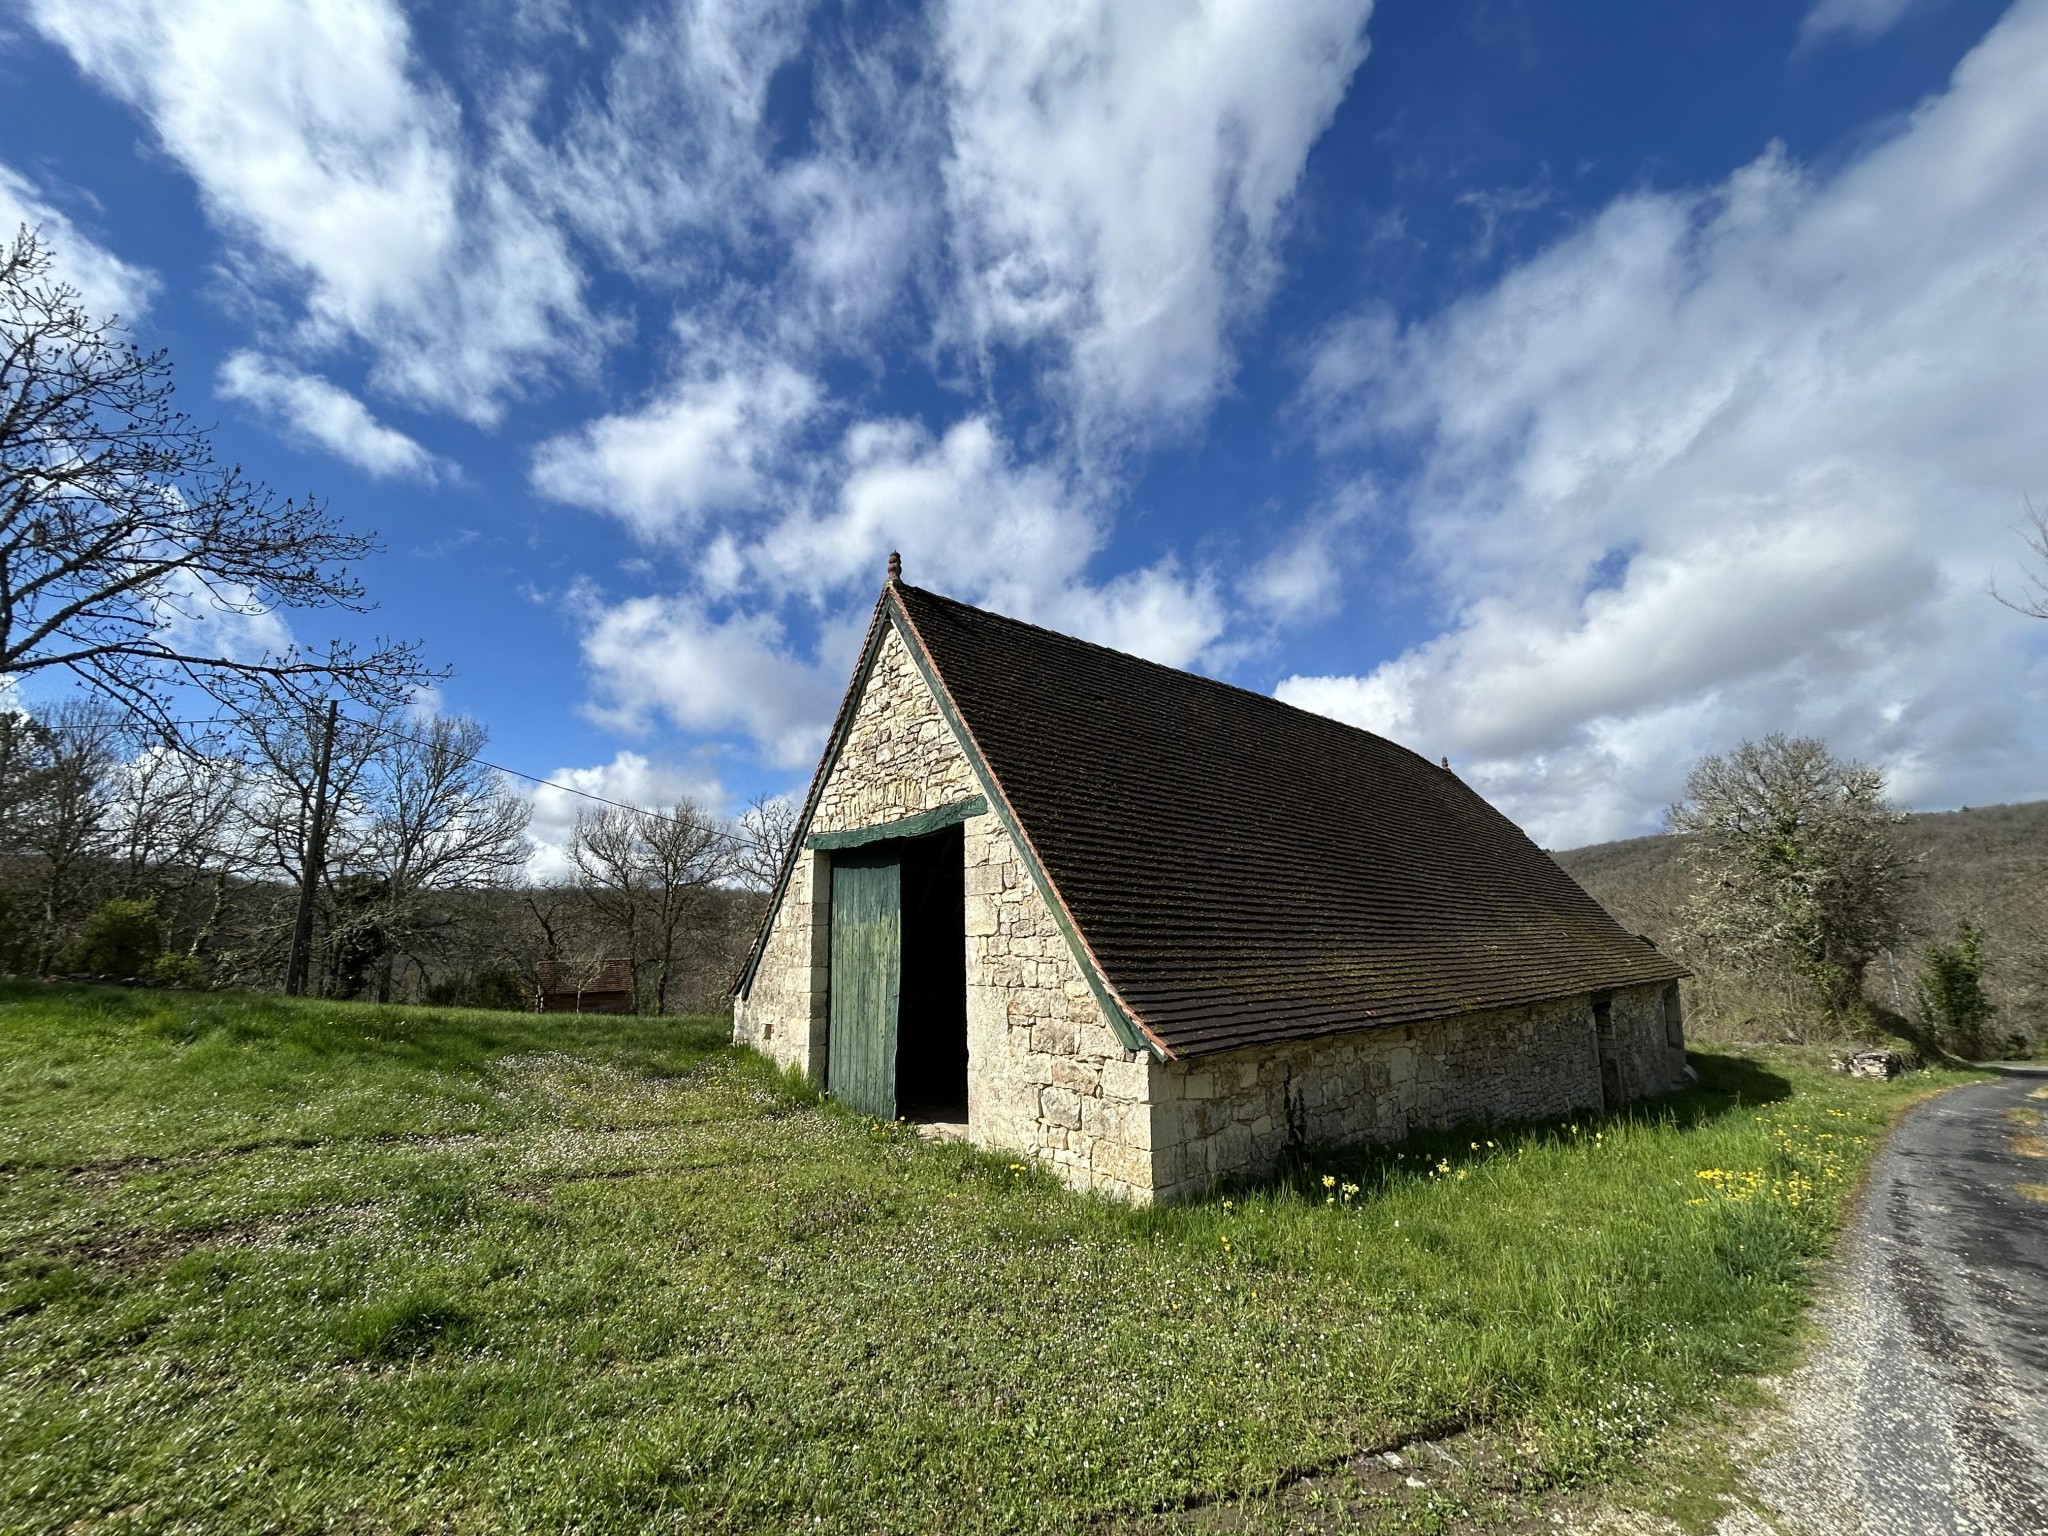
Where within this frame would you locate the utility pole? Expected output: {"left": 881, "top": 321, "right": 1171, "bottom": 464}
{"left": 284, "top": 699, "right": 338, "bottom": 997}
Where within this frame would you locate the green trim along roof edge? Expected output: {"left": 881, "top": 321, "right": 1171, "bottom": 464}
{"left": 805, "top": 795, "right": 989, "bottom": 850}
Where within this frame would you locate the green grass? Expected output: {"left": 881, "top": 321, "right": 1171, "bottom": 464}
{"left": 0, "top": 983, "right": 1974, "bottom": 1534}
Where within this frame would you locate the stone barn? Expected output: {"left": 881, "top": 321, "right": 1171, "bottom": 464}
{"left": 734, "top": 558, "right": 1689, "bottom": 1204}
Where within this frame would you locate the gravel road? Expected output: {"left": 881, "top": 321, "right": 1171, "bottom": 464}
{"left": 1740, "top": 1069, "right": 2048, "bottom": 1535}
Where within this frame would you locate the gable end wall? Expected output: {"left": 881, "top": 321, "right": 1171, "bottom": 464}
{"left": 734, "top": 621, "right": 1153, "bottom": 1199}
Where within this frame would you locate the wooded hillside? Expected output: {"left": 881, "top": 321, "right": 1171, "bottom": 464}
{"left": 1556, "top": 800, "right": 2048, "bottom": 1050}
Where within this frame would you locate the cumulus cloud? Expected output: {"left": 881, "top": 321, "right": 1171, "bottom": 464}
{"left": 28, "top": 0, "right": 591, "bottom": 423}
{"left": 218, "top": 351, "right": 448, "bottom": 482}
{"left": 148, "top": 566, "right": 297, "bottom": 667}
{"left": 938, "top": 0, "right": 1373, "bottom": 440}
{"left": 523, "top": 749, "right": 733, "bottom": 882}
{"left": 578, "top": 593, "right": 848, "bottom": 769}
{"left": 0, "top": 162, "right": 156, "bottom": 319}
{"left": 1286, "top": 0, "right": 2048, "bottom": 845}
{"left": 756, "top": 413, "right": 1227, "bottom": 664}
{"left": 558, "top": 400, "right": 1231, "bottom": 774}
{"left": 530, "top": 348, "right": 821, "bottom": 538}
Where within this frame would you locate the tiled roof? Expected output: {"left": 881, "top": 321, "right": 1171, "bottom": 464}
{"left": 889, "top": 582, "right": 1685, "bottom": 1058}
{"left": 537, "top": 958, "right": 634, "bottom": 995}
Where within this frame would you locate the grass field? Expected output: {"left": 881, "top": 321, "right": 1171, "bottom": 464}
{"left": 0, "top": 983, "right": 1972, "bottom": 1534}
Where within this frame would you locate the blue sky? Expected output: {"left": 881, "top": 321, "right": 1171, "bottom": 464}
{"left": 4, "top": 0, "right": 2045, "bottom": 870}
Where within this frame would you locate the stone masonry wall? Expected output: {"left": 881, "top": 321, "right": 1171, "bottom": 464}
{"left": 1145, "top": 982, "right": 1680, "bottom": 1203}
{"left": 735, "top": 622, "right": 978, "bottom": 1075}
{"left": 1610, "top": 979, "right": 1688, "bottom": 1103}
{"left": 732, "top": 847, "right": 827, "bottom": 1076}
{"left": 962, "top": 811, "right": 1154, "bottom": 1201}
{"left": 734, "top": 619, "right": 1151, "bottom": 1198}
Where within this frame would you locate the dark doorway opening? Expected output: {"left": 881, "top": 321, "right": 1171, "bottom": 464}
{"left": 894, "top": 823, "right": 967, "bottom": 1121}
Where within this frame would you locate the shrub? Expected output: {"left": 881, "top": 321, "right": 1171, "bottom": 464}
{"left": 148, "top": 951, "right": 207, "bottom": 990}
{"left": 422, "top": 967, "right": 531, "bottom": 1011}
{"left": 1915, "top": 920, "right": 1996, "bottom": 1059}
{"left": 65, "top": 899, "right": 161, "bottom": 977}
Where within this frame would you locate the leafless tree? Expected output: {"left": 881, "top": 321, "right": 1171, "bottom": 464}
{"left": 355, "top": 715, "right": 531, "bottom": 999}
{"left": 0, "top": 700, "right": 122, "bottom": 970}
{"left": 733, "top": 792, "right": 799, "bottom": 890}
{"left": 1992, "top": 496, "right": 2048, "bottom": 619}
{"left": 103, "top": 730, "right": 259, "bottom": 960}
{"left": 1668, "top": 734, "right": 1915, "bottom": 1020}
{"left": 234, "top": 694, "right": 385, "bottom": 981}
{"left": 571, "top": 800, "right": 729, "bottom": 1014}
{"left": 0, "top": 227, "right": 435, "bottom": 734}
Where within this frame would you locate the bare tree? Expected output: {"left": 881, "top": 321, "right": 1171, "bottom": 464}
{"left": 235, "top": 694, "right": 384, "bottom": 984}
{"left": 355, "top": 715, "right": 531, "bottom": 999}
{"left": 571, "top": 801, "right": 728, "bottom": 1014}
{"left": 733, "top": 792, "right": 799, "bottom": 891}
{"left": 1992, "top": 496, "right": 2048, "bottom": 619}
{"left": 1668, "top": 734, "right": 1915, "bottom": 1020}
{"left": 103, "top": 730, "right": 259, "bottom": 963}
{"left": 0, "top": 227, "right": 434, "bottom": 733}
{"left": 0, "top": 701, "right": 122, "bottom": 970}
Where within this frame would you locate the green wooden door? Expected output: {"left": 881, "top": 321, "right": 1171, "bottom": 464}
{"left": 829, "top": 849, "right": 901, "bottom": 1119}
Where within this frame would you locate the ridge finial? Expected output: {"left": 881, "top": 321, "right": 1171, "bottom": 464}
{"left": 886, "top": 550, "right": 902, "bottom": 584}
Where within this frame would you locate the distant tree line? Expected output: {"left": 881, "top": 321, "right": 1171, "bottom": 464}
{"left": 0, "top": 695, "right": 788, "bottom": 1014}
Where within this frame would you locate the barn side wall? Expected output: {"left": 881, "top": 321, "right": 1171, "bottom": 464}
{"left": 1145, "top": 981, "right": 1683, "bottom": 1203}
{"left": 733, "top": 621, "right": 1152, "bottom": 1199}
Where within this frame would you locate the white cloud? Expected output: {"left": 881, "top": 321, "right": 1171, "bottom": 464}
{"left": 938, "top": 0, "right": 1373, "bottom": 439}
{"left": 524, "top": 749, "right": 731, "bottom": 883}
{"left": 1241, "top": 488, "right": 1377, "bottom": 626}
{"left": 1801, "top": 0, "right": 1922, "bottom": 47}
{"left": 1288, "top": 0, "right": 2048, "bottom": 846}
{"left": 29, "top": 0, "right": 592, "bottom": 423}
{"left": 578, "top": 593, "right": 847, "bottom": 770}
{"left": 751, "top": 413, "right": 1227, "bottom": 667}
{"left": 561, "top": 400, "right": 1231, "bottom": 773}
{"left": 755, "top": 416, "right": 1084, "bottom": 599}
{"left": 0, "top": 162, "right": 156, "bottom": 319}
{"left": 529, "top": 348, "right": 821, "bottom": 538}
{"left": 218, "top": 350, "right": 448, "bottom": 482}
{"left": 148, "top": 566, "right": 297, "bottom": 666}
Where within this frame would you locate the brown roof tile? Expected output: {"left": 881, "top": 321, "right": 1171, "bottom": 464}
{"left": 889, "top": 582, "right": 1684, "bottom": 1057}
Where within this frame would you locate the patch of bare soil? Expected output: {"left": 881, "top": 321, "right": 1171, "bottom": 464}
{"left": 1107, "top": 1427, "right": 1562, "bottom": 1535}
{"left": 20, "top": 1203, "right": 386, "bottom": 1276}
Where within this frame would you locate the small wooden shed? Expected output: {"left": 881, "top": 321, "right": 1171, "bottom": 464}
{"left": 537, "top": 958, "right": 635, "bottom": 1015}
{"left": 734, "top": 561, "right": 1688, "bottom": 1203}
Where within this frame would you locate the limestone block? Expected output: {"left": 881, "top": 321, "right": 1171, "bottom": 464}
{"left": 1099, "top": 1058, "right": 1150, "bottom": 1102}
{"left": 1051, "top": 1055, "right": 1100, "bottom": 1093}
{"left": 1041, "top": 1087, "right": 1084, "bottom": 1129}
